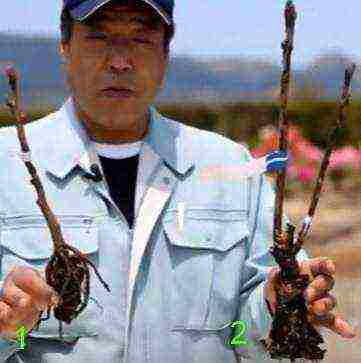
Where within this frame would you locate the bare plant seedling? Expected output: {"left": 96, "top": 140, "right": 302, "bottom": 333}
{"left": 262, "top": 1, "right": 356, "bottom": 362}
{"left": 3, "top": 65, "right": 111, "bottom": 342}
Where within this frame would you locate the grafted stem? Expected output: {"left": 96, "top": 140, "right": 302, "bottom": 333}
{"left": 3, "top": 65, "right": 111, "bottom": 340}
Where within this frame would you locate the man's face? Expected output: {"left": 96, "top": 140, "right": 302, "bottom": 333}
{"left": 59, "top": 1, "right": 168, "bottom": 134}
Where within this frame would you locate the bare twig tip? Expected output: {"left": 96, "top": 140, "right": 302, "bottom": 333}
{"left": 285, "top": 1, "right": 297, "bottom": 21}
{"left": 4, "top": 65, "right": 17, "bottom": 81}
{"left": 346, "top": 63, "right": 356, "bottom": 80}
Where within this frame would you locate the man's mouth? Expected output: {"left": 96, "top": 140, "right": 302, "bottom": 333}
{"left": 102, "top": 87, "right": 135, "bottom": 98}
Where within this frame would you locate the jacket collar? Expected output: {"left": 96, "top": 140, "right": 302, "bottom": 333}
{"left": 43, "top": 96, "right": 194, "bottom": 180}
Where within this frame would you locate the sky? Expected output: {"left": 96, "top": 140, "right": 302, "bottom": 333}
{"left": 0, "top": 1, "right": 360, "bottom": 68}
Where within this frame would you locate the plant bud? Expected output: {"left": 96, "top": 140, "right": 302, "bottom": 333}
{"left": 4, "top": 65, "right": 17, "bottom": 81}
{"left": 20, "top": 112, "right": 27, "bottom": 124}
{"left": 4, "top": 65, "right": 18, "bottom": 93}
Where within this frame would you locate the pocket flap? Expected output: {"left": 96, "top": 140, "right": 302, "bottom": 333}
{"left": 162, "top": 209, "right": 249, "bottom": 252}
{"left": 1, "top": 215, "right": 98, "bottom": 259}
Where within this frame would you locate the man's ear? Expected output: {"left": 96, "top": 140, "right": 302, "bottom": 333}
{"left": 160, "top": 77, "right": 166, "bottom": 90}
{"left": 59, "top": 42, "right": 69, "bottom": 62}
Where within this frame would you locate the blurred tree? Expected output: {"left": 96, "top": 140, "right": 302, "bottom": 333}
{"left": 293, "top": 73, "right": 325, "bottom": 100}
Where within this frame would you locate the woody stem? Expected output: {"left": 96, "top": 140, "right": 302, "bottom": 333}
{"left": 297, "top": 63, "right": 356, "bottom": 242}
{"left": 273, "top": 0, "right": 297, "bottom": 245}
{"left": 4, "top": 68, "right": 65, "bottom": 252}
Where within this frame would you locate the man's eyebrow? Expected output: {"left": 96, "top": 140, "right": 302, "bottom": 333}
{"left": 85, "top": 14, "right": 160, "bottom": 28}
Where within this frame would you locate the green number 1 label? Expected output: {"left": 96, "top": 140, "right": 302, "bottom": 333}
{"left": 226, "top": 320, "right": 247, "bottom": 347}
{"left": 16, "top": 326, "right": 27, "bottom": 350}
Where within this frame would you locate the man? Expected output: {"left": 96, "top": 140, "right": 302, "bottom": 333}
{"left": 0, "top": 0, "right": 355, "bottom": 362}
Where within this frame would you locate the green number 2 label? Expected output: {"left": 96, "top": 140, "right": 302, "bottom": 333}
{"left": 16, "top": 326, "right": 28, "bottom": 350}
{"left": 226, "top": 320, "right": 247, "bottom": 347}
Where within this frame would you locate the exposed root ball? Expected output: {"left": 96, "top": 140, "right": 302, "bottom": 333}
{"left": 34, "top": 242, "right": 110, "bottom": 332}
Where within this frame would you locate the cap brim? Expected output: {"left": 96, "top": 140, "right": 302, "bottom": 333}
{"left": 69, "top": 0, "right": 172, "bottom": 25}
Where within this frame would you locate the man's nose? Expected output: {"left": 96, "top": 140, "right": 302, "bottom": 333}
{"left": 107, "top": 42, "right": 134, "bottom": 72}
{"left": 108, "top": 56, "right": 133, "bottom": 72}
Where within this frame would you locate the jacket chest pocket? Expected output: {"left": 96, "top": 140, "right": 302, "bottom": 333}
{"left": 0, "top": 214, "right": 102, "bottom": 342}
{"left": 162, "top": 207, "right": 250, "bottom": 333}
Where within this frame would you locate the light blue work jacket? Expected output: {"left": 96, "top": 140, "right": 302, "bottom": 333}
{"left": 0, "top": 96, "right": 308, "bottom": 362}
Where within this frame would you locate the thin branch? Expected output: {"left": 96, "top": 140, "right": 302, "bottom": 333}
{"left": 273, "top": 0, "right": 297, "bottom": 245}
{"left": 4, "top": 66, "right": 65, "bottom": 251}
{"left": 297, "top": 63, "right": 356, "bottom": 242}
{"left": 3, "top": 66, "right": 110, "bottom": 335}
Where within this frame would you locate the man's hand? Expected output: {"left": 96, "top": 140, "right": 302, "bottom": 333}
{"left": 264, "top": 257, "right": 356, "bottom": 339}
{"left": 0, "top": 266, "right": 61, "bottom": 341}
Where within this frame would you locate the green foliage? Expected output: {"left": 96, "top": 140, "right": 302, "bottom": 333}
{"left": 159, "top": 103, "right": 220, "bottom": 132}
{"left": 0, "top": 105, "right": 54, "bottom": 128}
{"left": 158, "top": 100, "right": 361, "bottom": 150}
{"left": 1, "top": 100, "right": 360, "bottom": 150}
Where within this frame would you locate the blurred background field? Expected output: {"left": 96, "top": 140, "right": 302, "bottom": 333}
{"left": 281, "top": 182, "right": 361, "bottom": 363}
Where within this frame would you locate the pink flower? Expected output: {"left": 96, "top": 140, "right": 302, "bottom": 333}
{"left": 329, "top": 147, "right": 361, "bottom": 170}
{"left": 296, "top": 142, "right": 323, "bottom": 163}
{"left": 297, "top": 165, "right": 317, "bottom": 183}
{"left": 249, "top": 124, "right": 361, "bottom": 184}
{"left": 287, "top": 165, "right": 299, "bottom": 180}
{"left": 250, "top": 147, "right": 267, "bottom": 158}
{"left": 250, "top": 124, "right": 324, "bottom": 165}
{"left": 288, "top": 127, "right": 303, "bottom": 143}
{"left": 258, "top": 125, "right": 277, "bottom": 142}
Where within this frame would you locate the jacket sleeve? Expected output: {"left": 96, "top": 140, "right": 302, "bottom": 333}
{"left": 0, "top": 339, "right": 20, "bottom": 363}
{"left": 0, "top": 216, "right": 22, "bottom": 362}
{"left": 0, "top": 134, "right": 24, "bottom": 361}
{"left": 232, "top": 171, "right": 310, "bottom": 360}
{"left": 0, "top": 282, "right": 22, "bottom": 362}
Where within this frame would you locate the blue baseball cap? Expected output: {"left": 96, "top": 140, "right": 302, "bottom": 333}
{"left": 63, "top": 0, "right": 174, "bottom": 25}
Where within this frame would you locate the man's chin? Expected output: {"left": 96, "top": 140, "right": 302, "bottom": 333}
{"left": 97, "top": 96, "right": 135, "bottom": 103}
{"left": 93, "top": 98, "right": 137, "bottom": 113}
